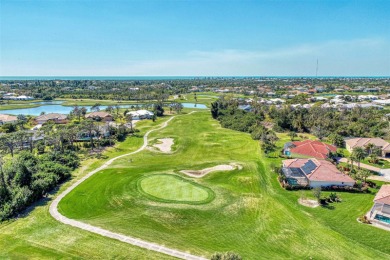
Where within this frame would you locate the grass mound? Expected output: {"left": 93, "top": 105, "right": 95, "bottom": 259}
{"left": 137, "top": 174, "right": 214, "bottom": 204}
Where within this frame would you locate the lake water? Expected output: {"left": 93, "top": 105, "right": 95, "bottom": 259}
{"left": 0, "top": 102, "right": 207, "bottom": 116}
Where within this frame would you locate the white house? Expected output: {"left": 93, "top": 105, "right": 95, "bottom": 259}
{"left": 126, "top": 110, "right": 154, "bottom": 120}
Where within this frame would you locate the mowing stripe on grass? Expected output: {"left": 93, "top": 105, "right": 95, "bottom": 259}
{"left": 137, "top": 174, "right": 215, "bottom": 205}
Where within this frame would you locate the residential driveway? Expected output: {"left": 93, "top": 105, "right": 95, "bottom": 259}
{"left": 379, "top": 169, "right": 390, "bottom": 182}
{"left": 339, "top": 158, "right": 390, "bottom": 182}
{"left": 339, "top": 158, "right": 381, "bottom": 172}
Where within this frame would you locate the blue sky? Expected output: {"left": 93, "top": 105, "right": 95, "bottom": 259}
{"left": 1, "top": 0, "right": 389, "bottom": 76}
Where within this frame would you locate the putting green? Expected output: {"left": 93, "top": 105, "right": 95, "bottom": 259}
{"left": 137, "top": 174, "right": 214, "bottom": 204}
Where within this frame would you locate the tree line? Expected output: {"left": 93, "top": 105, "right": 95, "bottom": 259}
{"left": 211, "top": 96, "right": 389, "bottom": 152}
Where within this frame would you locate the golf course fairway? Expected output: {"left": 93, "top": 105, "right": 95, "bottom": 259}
{"left": 57, "top": 111, "right": 390, "bottom": 259}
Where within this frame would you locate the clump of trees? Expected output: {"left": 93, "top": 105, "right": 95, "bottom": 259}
{"left": 0, "top": 150, "right": 79, "bottom": 221}
{"left": 211, "top": 96, "right": 279, "bottom": 154}
{"left": 211, "top": 96, "right": 389, "bottom": 146}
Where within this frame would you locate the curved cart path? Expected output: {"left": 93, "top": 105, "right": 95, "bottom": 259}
{"left": 50, "top": 113, "right": 206, "bottom": 260}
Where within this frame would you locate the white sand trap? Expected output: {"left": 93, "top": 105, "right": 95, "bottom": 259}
{"left": 298, "top": 198, "right": 319, "bottom": 208}
{"left": 181, "top": 163, "right": 241, "bottom": 178}
{"left": 153, "top": 138, "right": 174, "bottom": 153}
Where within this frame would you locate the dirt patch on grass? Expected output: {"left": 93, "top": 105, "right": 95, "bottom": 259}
{"left": 298, "top": 198, "right": 319, "bottom": 208}
{"left": 152, "top": 138, "right": 174, "bottom": 153}
{"left": 180, "top": 163, "right": 242, "bottom": 178}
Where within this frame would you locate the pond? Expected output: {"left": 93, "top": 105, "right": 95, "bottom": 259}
{"left": 0, "top": 102, "right": 208, "bottom": 116}
{"left": 181, "top": 103, "right": 208, "bottom": 109}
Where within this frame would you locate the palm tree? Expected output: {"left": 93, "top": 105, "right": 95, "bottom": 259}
{"left": 351, "top": 147, "right": 367, "bottom": 169}
{"left": 358, "top": 169, "right": 371, "bottom": 185}
{"left": 17, "top": 114, "right": 27, "bottom": 130}
{"left": 365, "top": 143, "right": 376, "bottom": 155}
{"left": 368, "top": 153, "right": 379, "bottom": 164}
{"left": 349, "top": 154, "right": 356, "bottom": 170}
{"left": 125, "top": 114, "right": 133, "bottom": 132}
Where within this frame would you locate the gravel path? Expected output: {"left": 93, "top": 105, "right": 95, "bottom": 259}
{"left": 49, "top": 113, "right": 206, "bottom": 260}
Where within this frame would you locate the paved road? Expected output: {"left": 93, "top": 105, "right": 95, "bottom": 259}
{"left": 49, "top": 113, "right": 207, "bottom": 260}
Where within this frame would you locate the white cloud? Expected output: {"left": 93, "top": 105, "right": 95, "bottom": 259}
{"left": 1, "top": 38, "right": 389, "bottom": 76}
{"left": 117, "top": 37, "right": 389, "bottom": 76}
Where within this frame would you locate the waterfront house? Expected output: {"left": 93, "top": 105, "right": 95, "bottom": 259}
{"left": 85, "top": 111, "right": 113, "bottom": 122}
{"left": 35, "top": 113, "right": 68, "bottom": 124}
{"left": 0, "top": 114, "right": 18, "bottom": 125}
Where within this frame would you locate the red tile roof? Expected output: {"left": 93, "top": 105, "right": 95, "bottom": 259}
{"left": 289, "top": 140, "right": 337, "bottom": 159}
{"left": 283, "top": 158, "right": 355, "bottom": 183}
{"left": 374, "top": 185, "right": 390, "bottom": 205}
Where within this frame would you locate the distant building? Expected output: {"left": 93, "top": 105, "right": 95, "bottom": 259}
{"left": 238, "top": 105, "right": 252, "bottom": 112}
{"left": 35, "top": 113, "right": 68, "bottom": 124}
{"left": 2, "top": 94, "right": 34, "bottom": 100}
{"left": 126, "top": 110, "right": 154, "bottom": 120}
{"left": 15, "top": 95, "right": 34, "bottom": 101}
{"left": 85, "top": 111, "right": 113, "bottom": 122}
{"left": 364, "top": 88, "right": 380, "bottom": 93}
{"left": 0, "top": 114, "right": 18, "bottom": 125}
{"left": 374, "top": 99, "right": 390, "bottom": 106}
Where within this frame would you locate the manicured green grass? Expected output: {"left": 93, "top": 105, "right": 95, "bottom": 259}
{"left": 0, "top": 103, "right": 40, "bottom": 110}
{"left": 138, "top": 174, "right": 214, "bottom": 204}
{"left": 362, "top": 158, "right": 390, "bottom": 168}
{"left": 59, "top": 111, "right": 390, "bottom": 259}
{"left": 0, "top": 116, "right": 176, "bottom": 259}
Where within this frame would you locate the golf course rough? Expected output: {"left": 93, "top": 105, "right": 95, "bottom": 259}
{"left": 137, "top": 174, "right": 215, "bottom": 204}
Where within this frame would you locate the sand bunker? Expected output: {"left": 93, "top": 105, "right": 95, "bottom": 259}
{"left": 153, "top": 138, "right": 174, "bottom": 153}
{"left": 181, "top": 163, "right": 241, "bottom": 178}
{"left": 298, "top": 198, "right": 319, "bottom": 208}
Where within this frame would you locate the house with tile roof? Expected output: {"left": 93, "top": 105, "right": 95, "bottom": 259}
{"left": 282, "top": 158, "right": 355, "bottom": 188}
{"left": 35, "top": 113, "right": 68, "bottom": 124}
{"left": 283, "top": 140, "right": 337, "bottom": 159}
{"left": 85, "top": 111, "right": 113, "bottom": 122}
{"left": 345, "top": 138, "right": 390, "bottom": 157}
{"left": 368, "top": 185, "right": 390, "bottom": 226}
{"left": 0, "top": 114, "right": 17, "bottom": 125}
